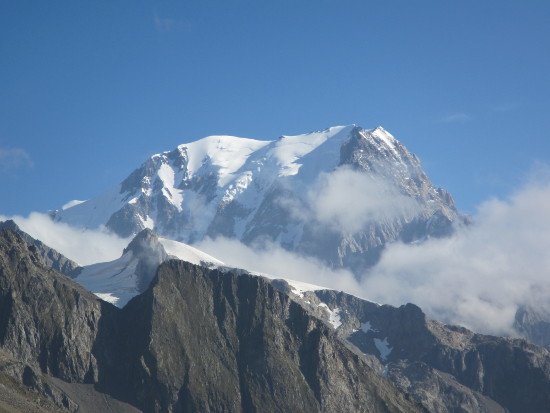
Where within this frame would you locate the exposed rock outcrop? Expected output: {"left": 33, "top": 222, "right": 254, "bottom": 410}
{"left": 2, "top": 226, "right": 550, "bottom": 413}
{"left": 291, "top": 288, "right": 550, "bottom": 413}
{"left": 0, "top": 227, "right": 422, "bottom": 412}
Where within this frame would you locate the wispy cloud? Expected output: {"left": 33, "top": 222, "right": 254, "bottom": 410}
{"left": 0, "top": 212, "right": 130, "bottom": 265}
{"left": 307, "top": 167, "right": 420, "bottom": 233}
{"left": 438, "top": 112, "right": 472, "bottom": 123}
{"left": 362, "top": 168, "right": 550, "bottom": 336}
{"left": 5, "top": 162, "right": 550, "bottom": 340}
{"left": 193, "top": 163, "right": 550, "bottom": 338}
{"left": 0, "top": 147, "right": 33, "bottom": 170}
{"left": 195, "top": 237, "right": 361, "bottom": 294}
{"left": 154, "top": 13, "right": 176, "bottom": 33}
{"left": 489, "top": 102, "right": 520, "bottom": 113}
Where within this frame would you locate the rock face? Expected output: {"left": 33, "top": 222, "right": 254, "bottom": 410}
{"left": 289, "top": 288, "right": 550, "bottom": 413}
{"left": 0, "top": 220, "right": 81, "bottom": 277}
{"left": 114, "top": 261, "right": 423, "bottom": 413}
{"left": 514, "top": 304, "right": 550, "bottom": 351}
{"left": 52, "top": 125, "right": 464, "bottom": 273}
{"left": 0, "top": 227, "right": 422, "bottom": 412}
{"left": 0, "top": 226, "right": 118, "bottom": 412}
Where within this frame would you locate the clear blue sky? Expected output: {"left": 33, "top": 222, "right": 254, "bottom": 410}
{"left": 1, "top": 0, "right": 549, "bottom": 216}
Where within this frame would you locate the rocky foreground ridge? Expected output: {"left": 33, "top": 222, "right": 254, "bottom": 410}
{"left": 0, "top": 226, "right": 421, "bottom": 412}
{"left": 1, "top": 225, "right": 550, "bottom": 412}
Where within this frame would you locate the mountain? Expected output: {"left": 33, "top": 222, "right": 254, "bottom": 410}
{"left": 2, "top": 225, "right": 550, "bottom": 412}
{"left": 73, "top": 228, "right": 329, "bottom": 308}
{"left": 514, "top": 304, "right": 550, "bottom": 351}
{"left": 0, "top": 220, "right": 81, "bottom": 278}
{"left": 293, "top": 288, "right": 550, "bottom": 413}
{"left": 52, "top": 125, "right": 463, "bottom": 274}
{"left": 0, "top": 225, "right": 423, "bottom": 412}
{"left": 74, "top": 228, "right": 222, "bottom": 307}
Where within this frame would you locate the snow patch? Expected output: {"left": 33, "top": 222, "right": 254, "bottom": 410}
{"left": 286, "top": 279, "right": 329, "bottom": 298}
{"left": 270, "top": 125, "right": 352, "bottom": 177}
{"left": 61, "top": 200, "right": 86, "bottom": 210}
{"left": 159, "top": 237, "right": 224, "bottom": 267}
{"left": 360, "top": 321, "right": 378, "bottom": 333}
{"left": 180, "top": 135, "right": 271, "bottom": 186}
{"left": 157, "top": 163, "right": 184, "bottom": 211}
{"left": 369, "top": 126, "right": 399, "bottom": 155}
{"left": 318, "top": 303, "right": 342, "bottom": 329}
{"left": 141, "top": 215, "right": 154, "bottom": 230}
{"left": 94, "top": 293, "right": 120, "bottom": 305}
{"left": 75, "top": 251, "right": 139, "bottom": 308}
{"left": 374, "top": 337, "right": 393, "bottom": 361}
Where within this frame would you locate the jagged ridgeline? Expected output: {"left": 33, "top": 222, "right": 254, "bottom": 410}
{"left": 51, "top": 125, "right": 466, "bottom": 274}
{"left": 0, "top": 225, "right": 421, "bottom": 412}
{"left": 1, "top": 224, "right": 550, "bottom": 412}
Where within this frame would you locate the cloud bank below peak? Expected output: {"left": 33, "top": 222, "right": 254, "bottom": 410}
{"left": 0, "top": 212, "right": 130, "bottom": 266}
{"left": 363, "top": 172, "right": 550, "bottom": 335}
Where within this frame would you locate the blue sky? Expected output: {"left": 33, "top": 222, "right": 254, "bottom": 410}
{"left": 1, "top": 0, "right": 549, "bottom": 216}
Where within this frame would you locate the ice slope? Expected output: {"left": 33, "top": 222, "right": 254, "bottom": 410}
{"left": 75, "top": 234, "right": 223, "bottom": 307}
{"left": 54, "top": 125, "right": 354, "bottom": 234}
{"left": 159, "top": 237, "right": 224, "bottom": 266}
{"left": 75, "top": 229, "right": 335, "bottom": 309}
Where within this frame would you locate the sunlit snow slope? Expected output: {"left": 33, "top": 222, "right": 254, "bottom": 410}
{"left": 54, "top": 125, "right": 461, "bottom": 273}
{"left": 76, "top": 229, "right": 331, "bottom": 308}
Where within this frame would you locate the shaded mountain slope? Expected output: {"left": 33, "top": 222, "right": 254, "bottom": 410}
{"left": 2, "top": 225, "right": 550, "bottom": 412}
{"left": 293, "top": 288, "right": 550, "bottom": 413}
{"left": 0, "top": 227, "right": 423, "bottom": 412}
{"left": 0, "top": 220, "right": 81, "bottom": 277}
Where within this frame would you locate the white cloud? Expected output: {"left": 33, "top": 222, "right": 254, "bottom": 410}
{"left": 438, "top": 113, "right": 472, "bottom": 123}
{"left": 0, "top": 147, "right": 33, "bottom": 170}
{"left": 4, "top": 164, "right": 550, "bottom": 340}
{"left": 197, "top": 166, "right": 550, "bottom": 338}
{"left": 154, "top": 14, "right": 175, "bottom": 33}
{"left": 489, "top": 102, "right": 520, "bottom": 112}
{"left": 308, "top": 167, "right": 420, "bottom": 233}
{"left": 195, "top": 237, "right": 361, "bottom": 294}
{"left": 1, "top": 212, "right": 130, "bottom": 265}
{"left": 361, "top": 176, "right": 550, "bottom": 336}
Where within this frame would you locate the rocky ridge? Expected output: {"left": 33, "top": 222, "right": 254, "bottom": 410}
{"left": 0, "top": 220, "right": 81, "bottom": 278}
{"left": 0, "top": 226, "right": 423, "bottom": 412}
{"left": 287, "top": 287, "right": 550, "bottom": 413}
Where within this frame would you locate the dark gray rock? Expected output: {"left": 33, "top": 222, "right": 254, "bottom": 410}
{"left": 0, "top": 227, "right": 123, "bottom": 411}
{"left": 302, "top": 289, "right": 550, "bottom": 413}
{"left": 0, "top": 227, "right": 422, "bottom": 413}
{"left": 3, "top": 226, "right": 550, "bottom": 413}
{"left": 514, "top": 304, "right": 550, "bottom": 351}
{"left": 0, "top": 220, "right": 81, "bottom": 278}
{"left": 385, "top": 361, "right": 507, "bottom": 413}
{"left": 113, "top": 261, "right": 423, "bottom": 412}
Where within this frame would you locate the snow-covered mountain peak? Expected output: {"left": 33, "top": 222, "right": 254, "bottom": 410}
{"left": 357, "top": 126, "right": 400, "bottom": 153}
{"left": 158, "top": 237, "right": 224, "bottom": 267}
{"left": 53, "top": 124, "right": 461, "bottom": 273}
{"left": 75, "top": 229, "right": 223, "bottom": 307}
{"left": 123, "top": 228, "right": 166, "bottom": 259}
{"left": 267, "top": 125, "right": 353, "bottom": 177}
{"left": 177, "top": 135, "right": 271, "bottom": 180}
